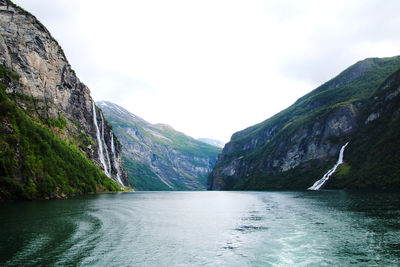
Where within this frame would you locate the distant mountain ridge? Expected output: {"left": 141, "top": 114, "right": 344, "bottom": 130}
{"left": 208, "top": 56, "right": 400, "bottom": 190}
{"left": 97, "top": 101, "right": 221, "bottom": 190}
{"left": 198, "top": 138, "right": 225, "bottom": 148}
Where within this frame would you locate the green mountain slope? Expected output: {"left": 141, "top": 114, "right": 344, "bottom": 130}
{"left": 97, "top": 101, "right": 221, "bottom": 190}
{"left": 0, "top": 66, "right": 120, "bottom": 201}
{"left": 328, "top": 68, "right": 400, "bottom": 190}
{"left": 208, "top": 56, "right": 400, "bottom": 190}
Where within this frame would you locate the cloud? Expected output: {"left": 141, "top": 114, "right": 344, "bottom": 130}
{"left": 271, "top": 0, "right": 400, "bottom": 84}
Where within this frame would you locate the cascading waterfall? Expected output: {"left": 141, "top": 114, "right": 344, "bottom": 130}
{"left": 99, "top": 112, "right": 112, "bottom": 176}
{"left": 111, "top": 132, "right": 124, "bottom": 186}
{"left": 308, "top": 142, "right": 349, "bottom": 190}
{"left": 92, "top": 102, "right": 110, "bottom": 177}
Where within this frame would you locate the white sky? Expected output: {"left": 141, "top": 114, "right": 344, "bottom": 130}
{"left": 13, "top": 0, "right": 400, "bottom": 143}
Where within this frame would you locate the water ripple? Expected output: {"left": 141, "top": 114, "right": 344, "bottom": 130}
{"left": 1, "top": 191, "right": 400, "bottom": 266}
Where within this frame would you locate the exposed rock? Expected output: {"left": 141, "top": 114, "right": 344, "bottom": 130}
{"left": 323, "top": 104, "right": 358, "bottom": 138}
{"left": 0, "top": 0, "right": 128, "bottom": 186}
{"left": 365, "top": 112, "right": 380, "bottom": 124}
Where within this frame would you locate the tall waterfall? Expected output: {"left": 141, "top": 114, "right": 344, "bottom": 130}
{"left": 92, "top": 102, "right": 110, "bottom": 177}
{"left": 111, "top": 132, "right": 124, "bottom": 186}
{"left": 308, "top": 142, "right": 349, "bottom": 190}
{"left": 100, "top": 112, "right": 112, "bottom": 176}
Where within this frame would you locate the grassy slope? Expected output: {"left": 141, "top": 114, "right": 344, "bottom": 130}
{"left": 123, "top": 156, "right": 172, "bottom": 191}
{"left": 105, "top": 108, "right": 221, "bottom": 159}
{"left": 99, "top": 101, "right": 221, "bottom": 190}
{"left": 224, "top": 56, "right": 400, "bottom": 160}
{"left": 154, "top": 125, "right": 221, "bottom": 158}
{"left": 0, "top": 66, "right": 120, "bottom": 201}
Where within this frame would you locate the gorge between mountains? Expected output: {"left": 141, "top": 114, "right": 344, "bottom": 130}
{"left": 1, "top": 1, "right": 400, "bottom": 265}
{"left": 1, "top": 0, "right": 400, "bottom": 198}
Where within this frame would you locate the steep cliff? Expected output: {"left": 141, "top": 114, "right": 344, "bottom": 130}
{"left": 0, "top": 0, "right": 128, "bottom": 200}
{"left": 327, "top": 68, "right": 400, "bottom": 189}
{"left": 97, "top": 101, "right": 221, "bottom": 190}
{"left": 208, "top": 56, "right": 400, "bottom": 190}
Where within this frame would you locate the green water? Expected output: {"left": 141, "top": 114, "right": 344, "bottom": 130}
{"left": 0, "top": 191, "right": 399, "bottom": 266}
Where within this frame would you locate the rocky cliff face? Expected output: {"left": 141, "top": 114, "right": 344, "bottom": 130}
{"left": 97, "top": 101, "right": 221, "bottom": 190}
{"left": 0, "top": 0, "right": 128, "bottom": 187}
{"left": 208, "top": 56, "right": 400, "bottom": 190}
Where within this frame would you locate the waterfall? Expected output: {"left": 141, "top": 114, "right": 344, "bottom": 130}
{"left": 93, "top": 103, "right": 124, "bottom": 186}
{"left": 308, "top": 142, "right": 349, "bottom": 190}
{"left": 111, "top": 132, "right": 124, "bottom": 186}
{"left": 100, "top": 112, "right": 112, "bottom": 176}
{"left": 92, "top": 102, "right": 110, "bottom": 177}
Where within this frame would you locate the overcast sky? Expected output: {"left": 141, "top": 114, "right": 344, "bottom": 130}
{"left": 13, "top": 0, "right": 400, "bottom": 143}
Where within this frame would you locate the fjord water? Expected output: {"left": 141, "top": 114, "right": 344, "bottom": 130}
{"left": 1, "top": 191, "right": 399, "bottom": 266}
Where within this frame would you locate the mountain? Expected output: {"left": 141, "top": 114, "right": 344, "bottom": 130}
{"left": 208, "top": 56, "right": 400, "bottom": 191}
{"left": 0, "top": 1, "right": 128, "bottom": 200}
{"left": 198, "top": 138, "right": 225, "bottom": 148}
{"left": 97, "top": 101, "right": 221, "bottom": 190}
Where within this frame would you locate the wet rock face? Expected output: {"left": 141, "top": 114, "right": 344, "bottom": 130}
{"left": 92, "top": 106, "right": 130, "bottom": 186}
{"left": 0, "top": 1, "right": 128, "bottom": 186}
